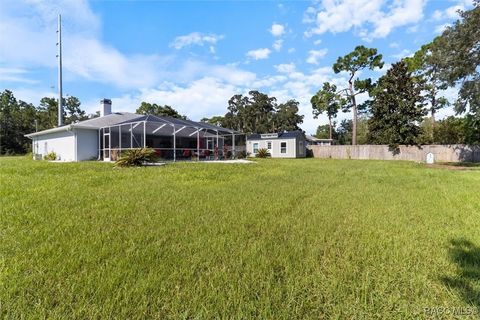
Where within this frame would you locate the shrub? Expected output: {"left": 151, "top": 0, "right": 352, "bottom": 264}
{"left": 236, "top": 151, "right": 247, "bottom": 159}
{"left": 44, "top": 151, "right": 57, "bottom": 161}
{"left": 255, "top": 148, "right": 270, "bottom": 158}
{"left": 114, "top": 148, "right": 158, "bottom": 167}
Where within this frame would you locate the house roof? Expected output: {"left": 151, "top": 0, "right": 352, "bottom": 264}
{"left": 71, "top": 112, "right": 140, "bottom": 128}
{"left": 247, "top": 131, "right": 305, "bottom": 140}
{"left": 305, "top": 135, "right": 333, "bottom": 142}
{"left": 26, "top": 112, "right": 239, "bottom": 138}
{"left": 118, "top": 114, "right": 238, "bottom": 134}
{"left": 25, "top": 112, "right": 140, "bottom": 138}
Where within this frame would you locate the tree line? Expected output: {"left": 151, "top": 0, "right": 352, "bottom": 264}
{"left": 311, "top": 2, "right": 479, "bottom": 149}
{"left": 202, "top": 91, "right": 304, "bottom": 134}
{"left": 0, "top": 90, "right": 90, "bottom": 155}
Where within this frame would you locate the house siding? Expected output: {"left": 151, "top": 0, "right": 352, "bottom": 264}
{"left": 247, "top": 138, "right": 299, "bottom": 158}
{"left": 33, "top": 130, "right": 75, "bottom": 161}
{"left": 75, "top": 129, "right": 99, "bottom": 161}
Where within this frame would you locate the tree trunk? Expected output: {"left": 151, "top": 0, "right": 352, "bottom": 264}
{"left": 349, "top": 80, "right": 357, "bottom": 145}
{"left": 328, "top": 116, "right": 332, "bottom": 140}
{"left": 431, "top": 95, "right": 436, "bottom": 142}
{"left": 431, "top": 109, "right": 436, "bottom": 143}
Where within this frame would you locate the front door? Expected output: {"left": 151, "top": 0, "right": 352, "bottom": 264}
{"left": 206, "top": 137, "right": 214, "bottom": 151}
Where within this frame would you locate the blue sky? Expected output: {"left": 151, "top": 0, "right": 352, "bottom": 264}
{"left": 0, "top": 0, "right": 474, "bottom": 133}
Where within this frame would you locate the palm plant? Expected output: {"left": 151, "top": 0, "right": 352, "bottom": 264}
{"left": 114, "top": 148, "right": 158, "bottom": 167}
{"left": 255, "top": 148, "right": 270, "bottom": 158}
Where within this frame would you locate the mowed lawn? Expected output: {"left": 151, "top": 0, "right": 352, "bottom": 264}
{"left": 1, "top": 157, "right": 480, "bottom": 319}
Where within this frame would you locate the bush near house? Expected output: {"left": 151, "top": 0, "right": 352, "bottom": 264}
{"left": 1, "top": 157, "right": 479, "bottom": 318}
{"left": 43, "top": 151, "right": 57, "bottom": 161}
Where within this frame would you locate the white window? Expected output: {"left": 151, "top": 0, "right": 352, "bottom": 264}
{"left": 267, "top": 141, "right": 272, "bottom": 150}
{"left": 253, "top": 143, "right": 259, "bottom": 154}
{"left": 280, "top": 142, "right": 287, "bottom": 154}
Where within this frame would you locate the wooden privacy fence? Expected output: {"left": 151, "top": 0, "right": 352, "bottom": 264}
{"left": 307, "top": 145, "right": 480, "bottom": 163}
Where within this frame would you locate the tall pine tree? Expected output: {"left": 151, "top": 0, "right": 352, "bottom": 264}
{"left": 368, "top": 61, "right": 426, "bottom": 150}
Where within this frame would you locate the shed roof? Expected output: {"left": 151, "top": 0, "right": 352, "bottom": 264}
{"left": 247, "top": 131, "right": 305, "bottom": 140}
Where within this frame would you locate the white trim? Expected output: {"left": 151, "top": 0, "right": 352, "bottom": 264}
{"left": 266, "top": 141, "right": 272, "bottom": 151}
{"left": 174, "top": 126, "right": 186, "bottom": 134}
{"left": 152, "top": 123, "right": 166, "bottom": 134}
{"left": 25, "top": 124, "right": 72, "bottom": 138}
{"left": 253, "top": 142, "right": 259, "bottom": 154}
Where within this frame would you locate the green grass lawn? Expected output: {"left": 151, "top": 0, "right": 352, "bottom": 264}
{"left": 1, "top": 157, "right": 480, "bottom": 319}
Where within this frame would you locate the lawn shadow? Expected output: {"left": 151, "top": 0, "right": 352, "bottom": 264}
{"left": 453, "top": 145, "right": 480, "bottom": 163}
{"left": 442, "top": 238, "right": 480, "bottom": 311}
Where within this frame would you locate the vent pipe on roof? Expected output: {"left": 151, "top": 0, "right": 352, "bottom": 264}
{"left": 100, "top": 99, "right": 112, "bottom": 117}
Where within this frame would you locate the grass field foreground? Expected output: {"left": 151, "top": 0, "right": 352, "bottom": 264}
{"left": 1, "top": 157, "right": 480, "bottom": 319}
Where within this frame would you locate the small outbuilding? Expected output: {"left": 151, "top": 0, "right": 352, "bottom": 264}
{"left": 305, "top": 135, "right": 334, "bottom": 146}
{"left": 246, "top": 131, "right": 306, "bottom": 158}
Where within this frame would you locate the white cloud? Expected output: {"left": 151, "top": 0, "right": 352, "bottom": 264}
{"left": 431, "top": 10, "right": 443, "bottom": 21}
{"left": 169, "top": 32, "right": 224, "bottom": 49}
{"left": 287, "top": 48, "right": 296, "bottom": 53}
{"left": 273, "top": 39, "right": 284, "bottom": 51}
{"left": 389, "top": 42, "right": 400, "bottom": 48}
{"left": 306, "top": 49, "right": 328, "bottom": 65}
{"left": 275, "top": 63, "right": 296, "bottom": 74}
{"left": 252, "top": 75, "right": 288, "bottom": 88}
{"left": 9, "top": 87, "right": 56, "bottom": 105}
{"left": 269, "top": 23, "right": 285, "bottom": 37}
{"left": 313, "top": 39, "right": 322, "bottom": 45}
{"left": 65, "top": 37, "right": 166, "bottom": 88}
{"left": 267, "top": 67, "right": 352, "bottom": 133}
{"left": 0, "top": 0, "right": 168, "bottom": 89}
{"left": 246, "top": 48, "right": 272, "bottom": 60}
{"left": 83, "top": 77, "right": 245, "bottom": 120}
{"left": 303, "top": 6, "right": 317, "bottom": 23}
{"left": 433, "top": 0, "right": 473, "bottom": 21}
{"left": 391, "top": 49, "right": 412, "bottom": 60}
{"left": 304, "top": 0, "right": 427, "bottom": 40}
{"left": 140, "top": 77, "right": 244, "bottom": 120}
{"left": 370, "top": 0, "right": 426, "bottom": 38}
{"left": 0, "top": 68, "right": 38, "bottom": 84}
{"left": 270, "top": 23, "right": 285, "bottom": 52}
{"left": 435, "top": 23, "right": 451, "bottom": 34}
{"left": 175, "top": 60, "right": 256, "bottom": 86}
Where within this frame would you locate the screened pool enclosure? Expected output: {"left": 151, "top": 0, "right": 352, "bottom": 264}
{"left": 99, "top": 115, "right": 245, "bottom": 161}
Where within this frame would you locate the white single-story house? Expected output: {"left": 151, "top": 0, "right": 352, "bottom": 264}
{"left": 305, "top": 135, "right": 334, "bottom": 146}
{"left": 26, "top": 99, "right": 243, "bottom": 162}
{"left": 246, "top": 131, "right": 306, "bottom": 158}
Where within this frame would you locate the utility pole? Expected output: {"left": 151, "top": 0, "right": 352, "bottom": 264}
{"left": 57, "top": 14, "right": 63, "bottom": 127}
